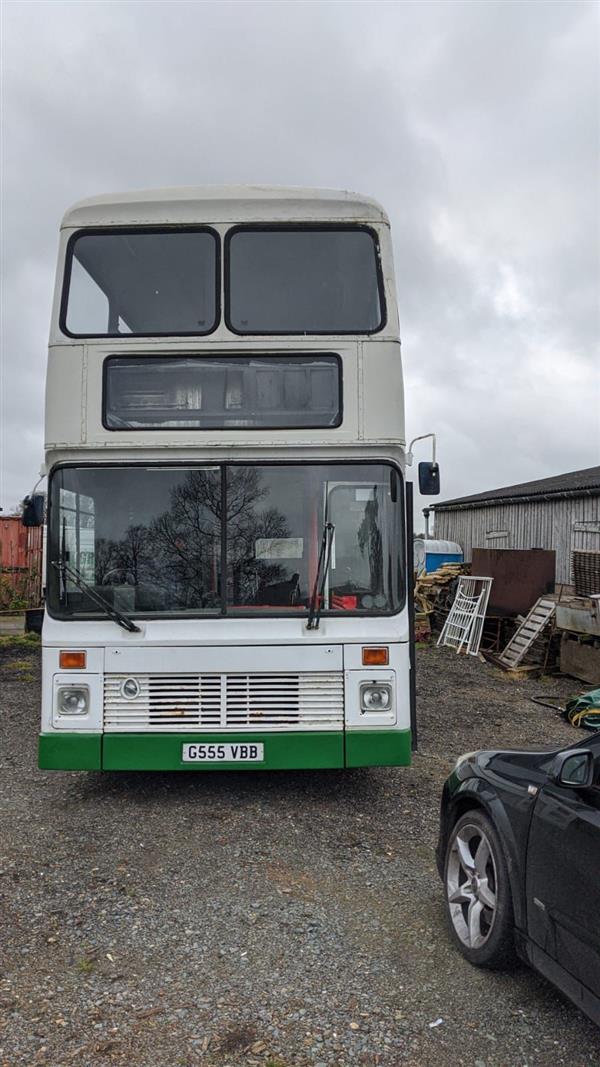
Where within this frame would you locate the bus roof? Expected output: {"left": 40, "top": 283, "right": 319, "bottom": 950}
{"left": 61, "top": 186, "right": 389, "bottom": 229}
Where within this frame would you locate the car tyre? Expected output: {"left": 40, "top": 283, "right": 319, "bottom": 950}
{"left": 444, "top": 808, "right": 516, "bottom": 969}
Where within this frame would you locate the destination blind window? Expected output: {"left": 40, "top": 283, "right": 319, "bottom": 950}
{"left": 103, "top": 354, "right": 342, "bottom": 430}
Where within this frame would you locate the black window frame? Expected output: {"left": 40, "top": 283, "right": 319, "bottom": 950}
{"left": 101, "top": 352, "right": 344, "bottom": 432}
{"left": 224, "top": 223, "right": 387, "bottom": 336}
{"left": 59, "top": 226, "right": 221, "bottom": 339}
{"left": 45, "top": 460, "right": 406, "bottom": 622}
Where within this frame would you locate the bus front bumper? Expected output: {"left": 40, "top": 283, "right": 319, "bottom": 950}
{"left": 38, "top": 730, "right": 411, "bottom": 771}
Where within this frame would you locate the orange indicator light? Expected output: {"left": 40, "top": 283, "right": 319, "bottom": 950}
{"left": 59, "top": 650, "right": 87, "bottom": 670}
{"left": 362, "top": 647, "right": 389, "bottom": 666}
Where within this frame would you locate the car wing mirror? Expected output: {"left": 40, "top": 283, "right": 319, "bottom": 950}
{"left": 418, "top": 461, "right": 440, "bottom": 496}
{"left": 551, "top": 749, "right": 594, "bottom": 788}
{"left": 22, "top": 493, "right": 45, "bottom": 527}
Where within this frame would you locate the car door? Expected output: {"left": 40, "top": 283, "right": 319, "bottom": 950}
{"left": 526, "top": 735, "right": 600, "bottom": 998}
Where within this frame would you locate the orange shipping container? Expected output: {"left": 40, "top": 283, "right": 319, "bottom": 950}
{"left": 0, "top": 515, "right": 43, "bottom": 606}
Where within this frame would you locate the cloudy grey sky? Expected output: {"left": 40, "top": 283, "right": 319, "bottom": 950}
{"left": 1, "top": 0, "right": 599, "bottom": 517}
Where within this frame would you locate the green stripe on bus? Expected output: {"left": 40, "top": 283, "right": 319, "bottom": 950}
{"left": 38, "top": 729, "right": 411, "bottom": 771}
{"left": 39, "top": 733, "right": 102, "bottom": 770}
{"left": 345, "top": 729, "right": 411, "bottom": 767}
{"left": 103, "top": 732, "right": 344, "bottom": 770}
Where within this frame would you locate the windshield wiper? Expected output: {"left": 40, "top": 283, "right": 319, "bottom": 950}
{"left": 306, "top": 522, "right": 335, "bottom": 631}
{"left": 51, "top": 559, "right": 141, "bottom": 633}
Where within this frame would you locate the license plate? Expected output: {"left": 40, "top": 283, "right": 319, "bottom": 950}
{"left": 182, "top": 742, "right": 264, "bottom": 763}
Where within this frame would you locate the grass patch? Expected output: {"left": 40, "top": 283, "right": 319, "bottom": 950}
{"left": 0, "top": 633, "right": 40, "bottom": 650}
{"left": 75, "top": 956, "right": 96, "bottom": 974}
{"left": 5, "top": 659, "right": 34, "bottom": 671}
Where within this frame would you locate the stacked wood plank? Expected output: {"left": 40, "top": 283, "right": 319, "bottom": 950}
{"left": 414, "top": 563, "right": 470, "bottom": 615}
{"left": 572, "top": 550, "right": 600, "bottom": 597}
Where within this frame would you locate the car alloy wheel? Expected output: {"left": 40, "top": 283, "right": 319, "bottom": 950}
{"left": 446, "top": 821, "right": 497, "bottom": 949}
{"left": 443, "top": 809, "right": 516, "bottom": 969}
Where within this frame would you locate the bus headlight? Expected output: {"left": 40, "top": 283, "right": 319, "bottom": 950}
{"left": 57, "top": 685, "right": 89, "bottom": 716}
{"left": 360, "top": 682, "right": 392, "bottom": 712}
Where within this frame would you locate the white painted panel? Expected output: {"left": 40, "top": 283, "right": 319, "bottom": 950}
{"left": 45, "top": 347, "right": 84, "bottom": 447}
{"left": 361, "top": 342, "right": 405, "bottom": 443}
{"left": 79, "top": 339, "right": 360, "bottom": 449}
{"left": 105, "top": 643, "right": 343, "bottom": 674}
{"left": 42, "top": 611, "right": 410, "bottom": 647}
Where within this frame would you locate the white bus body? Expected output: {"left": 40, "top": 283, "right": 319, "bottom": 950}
{"left": 39, "top": 187, "right": 413, "bottom": 771}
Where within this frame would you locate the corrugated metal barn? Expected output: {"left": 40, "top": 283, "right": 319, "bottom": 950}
{"left": 431, "top": 466, "right": 600, "bottom": 586}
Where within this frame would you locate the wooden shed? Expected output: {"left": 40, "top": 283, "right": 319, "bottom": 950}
{"left": 431, "top": 466, "right": 600, "bottom": 587}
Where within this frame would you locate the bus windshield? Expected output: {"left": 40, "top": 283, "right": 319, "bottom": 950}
{"left": 47, "top": 463, "right": 404, "bottom": 619}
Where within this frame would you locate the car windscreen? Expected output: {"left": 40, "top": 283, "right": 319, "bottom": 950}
{"left": 226, "top": 227, "right": 384, "bottom": 334}
{"left": 62, "top": 229, "right": 218, "bottom": 336}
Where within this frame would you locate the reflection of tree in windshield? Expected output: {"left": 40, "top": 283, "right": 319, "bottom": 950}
{"left": 94, "top": 537, "right": 122, "bottom": 585}
{"left": 120, "top": 525, "right": 155, "bottom": 586}
{"left": 148, "top": 470, "right": 221, "bottom": 607}
{"left": 90, "top": 471, "right": 221, "bottom": 608}
{"left": 96, "top": 526, "right": 155, "bottom": 587}
{"left": 95, "top": 468, "right": 291, "bottom": 610}
{"left": 226, "top": 468, "right": 290, "bottom": 605}
{"left": 357, "top": 489, "right": 383, "bottom": 599}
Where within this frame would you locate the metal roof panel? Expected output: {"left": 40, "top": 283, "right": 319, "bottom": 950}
{"left": 433, "top": 466, "right": 600, "bottom": 509}
{"left": 61, "top": 186, "right": 389, "bottom": 229}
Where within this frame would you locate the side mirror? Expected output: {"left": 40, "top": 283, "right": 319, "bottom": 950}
{"left": 25, "top": 607, "right": 44, "bottom": 634}
{"left": 418, "top": 461, "right": 440, "bottom": 496}
{"left": 552, "top": 749, "right": 594, "bottom": 788}
{"left": 22, "top": 494, "right": 45, "bottom": 527}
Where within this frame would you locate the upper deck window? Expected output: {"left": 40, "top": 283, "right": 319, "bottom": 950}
{"left": 226, "top": 227, "right": 384, "bottom": 334}
{"left": 61, "top": 228, "right": 218, "bottom": 337}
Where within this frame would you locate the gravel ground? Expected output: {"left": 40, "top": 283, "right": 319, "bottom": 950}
{"left": 1, "top": 640, "right": 599, "bottom": 1067}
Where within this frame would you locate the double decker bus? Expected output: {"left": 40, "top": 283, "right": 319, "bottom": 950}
{"left": 32, "top": 186, "right": 436, "bottom": 772}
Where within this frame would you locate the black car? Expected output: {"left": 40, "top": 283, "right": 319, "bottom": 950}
{"left": 437, "top": 732, "right": 600, "bottom": 1026}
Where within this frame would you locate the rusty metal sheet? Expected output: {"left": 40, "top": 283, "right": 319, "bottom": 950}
{"left": 471, "top": 548, "right": 555, "bottom": 617}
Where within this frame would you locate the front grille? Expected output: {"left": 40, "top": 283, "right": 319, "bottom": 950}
{"left": 103, "top": 672, "right": 344, "bottom": 732}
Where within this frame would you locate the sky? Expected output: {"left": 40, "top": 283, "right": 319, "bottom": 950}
{"left": 1, "top": 0, "right": 599, "bottom": 522}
